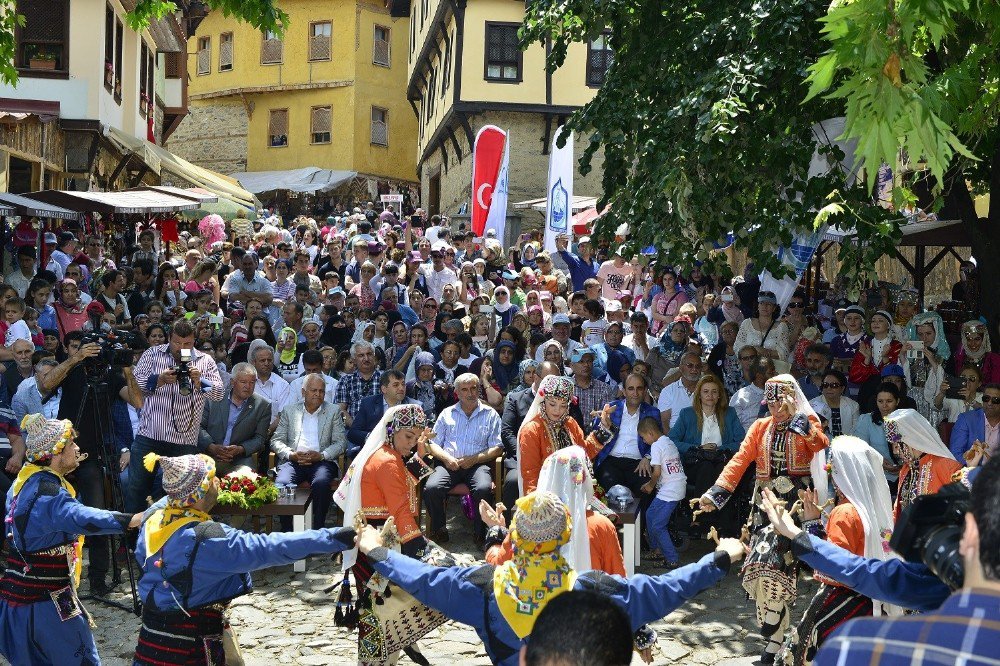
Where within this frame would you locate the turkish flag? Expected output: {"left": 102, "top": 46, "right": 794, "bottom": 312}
{"left": 471, "top": 125, "right": 506, "bottom": 237}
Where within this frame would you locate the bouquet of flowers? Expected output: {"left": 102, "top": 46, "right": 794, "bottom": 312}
{"left": 215, "top": 470, "right": 278, "bottom": 509}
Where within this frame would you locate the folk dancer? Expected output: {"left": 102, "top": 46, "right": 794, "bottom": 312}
{"left": 0, "top": 414, "right": 140, "bottom": 665}
{"left": 355, "top": 490, "right": 748, "bottom": 666}
{"left": 133, "top": 454, "right": 356, "bottom": 665}
{"left": 698, "top": 374, "right": 829, "bottom": 665}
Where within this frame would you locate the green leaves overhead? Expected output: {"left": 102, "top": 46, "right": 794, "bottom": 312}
{"left": 521, "top": 0, "right": 896, "bottom": 287}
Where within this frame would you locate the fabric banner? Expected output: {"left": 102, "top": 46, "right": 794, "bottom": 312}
{"left": 544, "top": 127, "right": 574, "bottom": 254}
{"left": 471, "top": 125, "right": 507, "bottom": 237}
{"left": 484, "top": 133, "right": 510, "bottom": 244}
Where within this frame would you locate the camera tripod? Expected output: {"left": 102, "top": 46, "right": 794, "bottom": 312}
{"left": 75, "top": 374, "right": 142, "bottom": 616}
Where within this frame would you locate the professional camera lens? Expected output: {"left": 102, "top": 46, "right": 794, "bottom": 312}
{"left": 923, "top": 525, "right": 965, "bottom": 590}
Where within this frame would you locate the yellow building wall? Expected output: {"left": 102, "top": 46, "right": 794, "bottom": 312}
{"left": 185, "top": 0, "right": 416, "bottom": 183}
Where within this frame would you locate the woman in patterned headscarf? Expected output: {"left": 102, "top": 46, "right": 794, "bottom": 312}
{"left": 517, "top": 375, "right": 605, "bottom": 495}
{"left": 950, "top": 320, "right": 1000, "bottom": 383}
{"left": 883, "top": 408, "right": 962, "bottom": 519}
{"left": 699, "top": 374, "right": 828, "bottom": 665}
{"left": 901, "top": 311, "right": 949, "bottom": 422}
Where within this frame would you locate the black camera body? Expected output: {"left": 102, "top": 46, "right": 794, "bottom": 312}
{"left": 176, "top": 349, "right": 194, "bottom": 396}
{"left": 889, "top": 483, "right": 971, "bottom": 590}
{"left": 81, "top": 329, "right": 139, "bottom": 372}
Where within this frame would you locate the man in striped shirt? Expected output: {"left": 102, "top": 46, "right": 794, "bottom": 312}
{"left": 423, "top": 373, "right": 502, "bottom": 547}
{"left": 816, "top": 456, "right": 1000, "bottom": 666}
{"left": 124, "top": 319, "right": 224, "bottom": 511}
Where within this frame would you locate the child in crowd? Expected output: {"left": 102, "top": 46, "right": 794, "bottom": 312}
{"left": 132, "top": 229, "right": 159, "bottom": 265}
{"left": 23, "top": 307, "right": 44, "bottom": 349}
{"left": 581, "top": 298, "right": 609, "bottom": 347}
{"left": 638, "top": 416, "right": 687, "bottom": 567}
{"left": 1, "top": 296, "right": 27, "bottom": 346}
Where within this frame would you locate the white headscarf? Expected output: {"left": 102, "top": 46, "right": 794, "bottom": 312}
{"left": 884, "top": 408, "right": 956, "bottom": 460}
{"left": 536, "top": 446, "right": 593, "bottom": 572}
{"left": 765, "top": 373, "right": 818, "bottom": 421}
{"left": 334, "top": 404, "right": 425, "bottom": 569}
{"left": 811, "top": 435, "right": 902, "bottom": 616}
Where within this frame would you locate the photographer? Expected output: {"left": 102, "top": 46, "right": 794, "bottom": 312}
{"left": 812, "top": 455, "right": 1000, "bottom": 663}
{"left": 125, "top": 319, "right": 224, "bottom": 512}
{"left": 36, "top": 328, "right": 142, "bottom": 595}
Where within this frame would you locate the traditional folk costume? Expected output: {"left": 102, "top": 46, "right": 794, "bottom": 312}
{"left": 365, "top": 491, "right": 736, "bottom": 666}
{"left": 334, "top": 404, "right": 449, "bottom": 666}
{"left": 0, "top": 414, "right": 132, "bottom": 666}
{"left": 702, "top": 375, "right": 829, "bottom": 665}
{"left": 950, "top": 320, "right": 1000, "bottom": 383}
{"left": 901, "top": 311, "right": 949, "bottom": 424}
{"left": 883, "top": 409, "right": 962, "bottom": 520}
{"left": 134, "top": 454, "right": 355, "bottom": 666}
{"left": 488, "top": 446, "right": 625, "bottom": 576}
{"left": 516, "top": 375, "right": 603, "bottom": 495}
{"left": 777, "top": 436, "right": 900, "bottom": 666}
{"left": 848, "top": 311, "right": 903, "bottom": 388}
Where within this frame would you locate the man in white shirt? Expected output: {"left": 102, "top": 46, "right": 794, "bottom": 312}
{"left": 623, "top": 312, "right": 658, "bottom": 362}
{"left": 251, "top": 344, "right": 289, "bottom": 432}
{"left": 731, "top": 357, "right": 775, "bottom": 431}
{"left": 287, "top": 350, "right": 337, "bottom": 405}
{"left": 420, "top": 248, "right": 458, "bottom": 303}
{"left": 5, "top": 246, "right": 37, "bottom": 298}
{"left": 657, "top": 351, "right": 703, "bottom": 431}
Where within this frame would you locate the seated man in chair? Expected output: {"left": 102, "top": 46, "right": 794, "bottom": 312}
{"left": 199, "top": 362, "right": 272, "bottom": 475}
{"left": 271, "top": 374, "right": 347, "bottom": 529}
{"left": 346, "top": 370, "right": 420, "bottom": 458}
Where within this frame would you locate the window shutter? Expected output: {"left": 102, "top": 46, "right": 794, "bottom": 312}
{"left": 269, "top": 109, "right": 288, "bottom": 137}
{"left": 371, "top": 109, "right": 388, "bottom": 146}
{"left": 309, "top": 33, "right": 331, "bottom": 61}
{"left": 311, "top": 107, "right": 331, "bottom": 134}
{"left": 262, "top": 36, "right": 283, "bottom": 64}
{"left": 165, "top": 51, "right": 181, "bottom": 78}
{"left": 373, "top": 28, "right": 390, "bottom": 66}
{"left": 220, "top": 36, "right": 233, "bottom": 70}
{"left": 197, "top": 41, "right": 210, "bottom": 75}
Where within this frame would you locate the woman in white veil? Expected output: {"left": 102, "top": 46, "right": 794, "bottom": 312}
{"left": 779, "top": 435, "right": 900, "bottom": 665}
{"left": 883, "top": 408, "right": 962, "bottom": 517}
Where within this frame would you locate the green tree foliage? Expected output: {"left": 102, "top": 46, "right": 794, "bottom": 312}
{"left": 519, "top": 0, "right": 924, "bottom": 287}
{"left": 0, "top": 0, "right": 288, "bottom": 88}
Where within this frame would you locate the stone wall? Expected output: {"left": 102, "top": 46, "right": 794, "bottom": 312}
{"left": 422, "top": 110, "right": 604, "bottom": 235}
{"left": 165, "top": 99, "right": 249, "bottom": 175}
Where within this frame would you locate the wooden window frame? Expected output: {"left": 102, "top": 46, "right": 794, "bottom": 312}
{"left": 261, "top": 30, "right": 283, "bottom": 66}
{"left": 104, "top": 4, "right": 114, "bottom": 91}
{"left": 586, "top": 31, "right": 612, "bottom": 88}
{"left": 308, "top": 21, "right": 332, "bottom": 62}
{"left": 310, "top": 105, "right": 331, "bottom": 145}
{"left": 483, "top": 22, "right": 522, "bottom": 84}
{"left": 219, "top": 31, "right": 234, "bottom": 72}
{"left": 373, "top": 24, "right": 391, "bottom": 67}
{"left": 268, "top": 108, "right": 289, "bottom": 148}
{"left": 139, "top": 41, "right": 148, "bottom": 116}
{"left": 441, "top": 32, "right": 452, "bottom": 97}
{"left": 196, "top": 35, "right": 211, "bottom": 76}
{"left": 114, "top": 17, "right": 124, "bottom": 103}
{"left": 15, "top": 0, "right": 71, "bottom": 80}
{"left": 371, "top": 106, "right": 388, "bottom": 147}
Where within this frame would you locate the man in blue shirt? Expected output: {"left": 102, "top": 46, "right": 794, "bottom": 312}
{"left": 422, "top": 373, "right": 502, "bottom": 546}
{"left": 815, "top": 457, "right": 1000, "bottom": 666}
{"left": 556, "top": 234, "right": 599, "bottom": 292}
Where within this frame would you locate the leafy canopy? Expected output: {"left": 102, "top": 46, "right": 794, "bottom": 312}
{"left": 0, "top": 0, "right": 288, "bottom": 88}
{"left": 520, "top": 0, "right": 903, "bottom": 285}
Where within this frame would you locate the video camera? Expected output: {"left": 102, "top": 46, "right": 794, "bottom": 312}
{"left": 80, "top": 301, "right": 139, "bottom": 374}
{"left": 889, "top": 483, "right": 970, "bottom": 590}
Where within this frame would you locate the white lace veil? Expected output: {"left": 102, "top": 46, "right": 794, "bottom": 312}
{"left": 885, "top": 408, "right": 956, "bottom": 460}
{"left": 535, "top": 446, "right": 593, "bottom": 571}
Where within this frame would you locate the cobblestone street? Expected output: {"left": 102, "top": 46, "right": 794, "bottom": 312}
{"left": 72, "top": 509, "right": 818, "bottom": 666}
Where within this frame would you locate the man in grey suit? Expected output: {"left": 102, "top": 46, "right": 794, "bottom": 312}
{"left": 271, "top": 373, "right": 347, "bottom": 529}
{"left": 198, "top": 362, "right": 272, "bottom": 475}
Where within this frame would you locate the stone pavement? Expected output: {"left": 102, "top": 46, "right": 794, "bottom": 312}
{"left": 74, "top": 510, "right": 819, "bottom": 666}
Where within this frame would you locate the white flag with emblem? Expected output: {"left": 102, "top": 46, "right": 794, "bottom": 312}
{"left": 544, "top": 127, "right": 573, "bottom": 255}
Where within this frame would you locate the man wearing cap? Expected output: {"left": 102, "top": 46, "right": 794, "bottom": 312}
{"left": 571, "top": 347, "right": 616, "bottom": 435}
{"left": 533, "top": 313, "right": 584, "bottom": 363}
{"left": 42, "top": 232, "right": 62, "bottom": 279}
{"left": 356, "top": 490, "right": 747, "bottom": 666}
{"left": 556, "top": 234, "right": 599, "bottom": 292}
{"left": 134, "top": 453, "right": 356, "bottom": 665}
{"left": 50, "top": 231, "right": 77, "bottom": 275}
{"left": 0, "top": 414, "right": 142, "bottom": 665}
{"left": 596, "top": 246, "right": 636, "bottom": 302}
{"left": 5, "top": 245, "right": 37, "bottom": 298}
{"left": 420, "top": 246, "right": 459, "bottom": 303}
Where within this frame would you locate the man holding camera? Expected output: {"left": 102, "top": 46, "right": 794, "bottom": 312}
{"left": 812, "top": 457, "right": 1000, "bottom": 665}
{"left": 37, "top": 330, "right": 142, "bottom": 595}
{"left": 125, "top": 320, "right": 224, "bottom": 512}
